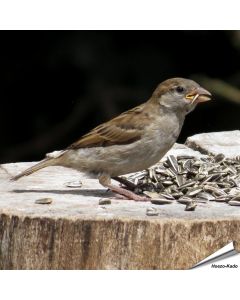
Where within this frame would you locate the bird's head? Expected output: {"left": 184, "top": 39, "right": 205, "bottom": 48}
{"left": 152, "top": 77, "right": 212, "bottom": 114}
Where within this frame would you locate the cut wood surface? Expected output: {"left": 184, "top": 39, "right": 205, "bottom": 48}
{"left": 186, "top": 130, "right": 240, "bottom": 158}
{"left": 0, "top": 136, "right": 240, "bottom": 269}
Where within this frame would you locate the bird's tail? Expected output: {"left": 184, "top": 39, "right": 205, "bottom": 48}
{"left": 11, "top": 157, "right": 57, "bottom": 181}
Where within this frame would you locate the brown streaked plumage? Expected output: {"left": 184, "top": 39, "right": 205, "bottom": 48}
{"left": 11, "top": 78, "right": 212, "bottom": 201}
{"left": 68, "top": 103, "right": 155, "bottom": 149}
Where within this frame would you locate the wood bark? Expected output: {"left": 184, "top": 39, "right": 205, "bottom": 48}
{"left": 1, "top": 154, "right": 240, "bottom": 269}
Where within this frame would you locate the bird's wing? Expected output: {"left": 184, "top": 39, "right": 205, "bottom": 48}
{"left": 68, "top": 103, "right": 151, "bottom": 149}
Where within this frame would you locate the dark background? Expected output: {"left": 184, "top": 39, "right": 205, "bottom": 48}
{"left": 1, "top": 31, "right": 240, "bottom": 163}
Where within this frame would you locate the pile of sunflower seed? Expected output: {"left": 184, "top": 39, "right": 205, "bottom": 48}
{"left": 125, "top": 153, "right": 240, "bottom": 211}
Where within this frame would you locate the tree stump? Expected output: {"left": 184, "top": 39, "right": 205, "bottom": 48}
{"left": 0, "top": 160, "right": 239, "bottom": 269}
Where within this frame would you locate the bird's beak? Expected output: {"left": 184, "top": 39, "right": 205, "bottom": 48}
{"left": 185, "top": 87, "right": 212, "bottom": 103}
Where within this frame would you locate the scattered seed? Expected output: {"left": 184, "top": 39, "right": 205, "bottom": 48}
{"left": 214, "top": 153, "right": 225, "bottom": 163}
{"left": 177, "top": 196, "right": 192, "bottom": 204}
{"left": 65, "top": 180, "right": 82, "bottom": 188}
{"left": 195, "top": 198, "right": 208, "bottom": 203}
{"left": 175, "top": 174, "right": 184, "bottom": 187}
{"left": 162, "top": 180, "right": 174, "bottom": 186}
{"left": 229, "top": 188, "right": 240, "bottom": 196}
{"left": 182, "top": 159, "right": 192, "bottom": 171}
{"left": 217, "top": 182, "right": 231, "bottom": 188}
{"left": 35, "top": 198, "right": 53, "bottom": 204}
{"left": 192, "top": 160, "right": 202, "bottom": 167}
{"left": 214, "top": 196, "right": 231, "bottom": 203}
{"left": 146, "top": 207, "right": 159, "bottom": 216}
{"left": 197, "top": 192, "right": 215, "bottom": 201}
{"left": 196, "top": 174, "right": 206, "bottom": 181}
{"left": 99, "top": 198, "right": 111, "bottom": 205}
{"left": 228, "top": 178, "right": 238, "bottom": 187}
{"left": 186, "top": 188, "right": 202, "bottom": 197}
{"left": 159, "top": 193, "right": 175, "bottom": 200}
{"left": 177, "top": 155, "right": 194, "bottom": 160}
{"left": 151, "top": 198, "right": 173, "bottom": 205}
{"left": 231, "top": 195, "right": 240, "bottom": 202}
{"left": 203, "top": 174, "right": 221, "bottom": 183}
{"left": 171, "top": 192, "right": 184, "bottom": 199}
{"left": 179, "top": 181, "right": 195, "bottom": 190}
{"left": 185, "top": 201, "right": 197, "bottom": 211}
{"left": 143, "top": 191, "right": 160, "bottom": 198}
{"left": 229, "top": 200, "right": 240, "bottom": 206}
{"left": 123, "top": 153, "right": 240, "bottom": 211}
{"left": 163, "top": 161, "right": 169, "bottom": 168}
{"left": 167, "top": 155, "right": 179, "bottom": 174}
{"left": 149, "top": 168, "right": 159, "bottom": 182}
{"left": 166, "top": 168, "right": 176, "bottom": 177}
{"left": 203, "top": 185, "right": 227, "bottom": 197}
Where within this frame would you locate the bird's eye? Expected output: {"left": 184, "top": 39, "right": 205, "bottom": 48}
{"left": 175, "top": 86, "right": 185, "bottom": 93}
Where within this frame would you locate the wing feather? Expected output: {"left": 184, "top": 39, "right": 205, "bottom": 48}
{"left": 68, "top": 103, "right": 151, "bottom": 149}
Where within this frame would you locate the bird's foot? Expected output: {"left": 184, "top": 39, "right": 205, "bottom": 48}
{"left": 126, "top": 193, "right": 150, "bottom": 202}
{"left": 100, "top": 174, "right": 150, "bottom": 202}
{"left": 112, "top": 176, "right": 137, "bottom": 191}
{"left": 113, "top": 192, "right": 150, "bottom": 202}
{"left": 113, "top": 185, "right": 150, "bottom": 201}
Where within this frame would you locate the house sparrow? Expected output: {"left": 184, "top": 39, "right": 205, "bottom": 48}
{"left": 11, "top": 78, "right": 212, "bottom": 201}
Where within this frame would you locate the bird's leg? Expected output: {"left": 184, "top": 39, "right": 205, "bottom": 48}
{"left": 99, "top": 174, "right": 150, "bottom": 202}
{"left": 112, "top": 176, "right": 137, "bottom": 191}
